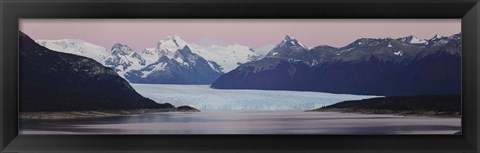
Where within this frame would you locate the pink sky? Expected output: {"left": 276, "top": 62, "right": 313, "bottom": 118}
{"left": 20, "top": 19, "right": 460, "bottom": 51}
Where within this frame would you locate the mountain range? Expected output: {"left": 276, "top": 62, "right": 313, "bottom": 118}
{"left": 211, "top": 34, "right": 461, "bottom": 96}
{"left": 20, "top": 32, "right": 176, "bottom": 112}
{"left": 36, "top": 33, "right": 461, "bottom": 96}
{"left": 36, "top": 35, "right": 265, "bottom": 84}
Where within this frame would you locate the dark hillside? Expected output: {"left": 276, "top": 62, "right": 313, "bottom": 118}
{"left": 19, "top": 32, "right": 175, "bottom": 112}
{"left": 310, "top": 95, "right": 461, "bottom": 117}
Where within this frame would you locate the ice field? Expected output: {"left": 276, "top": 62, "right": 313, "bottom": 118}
{"left": 131, "top": 84, "right": 379, "bottom": 111}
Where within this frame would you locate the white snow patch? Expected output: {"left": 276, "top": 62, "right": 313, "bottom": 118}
{"left": 155, "top": 34, "right": 189, "bottom": 59}
{"left": 207, "top": 62, "right": 221, "bottom": 73}
{"left": 394, "top": 50, "right": 404, "bottom": 56}
{"left": 189, "top": 43, "right": 260, "bottom": 73}
{"left": 141, "top": 62, "right": 168, "bottom": 78}
{"left": 254, "top": 44, "right": 276, "bottom": 57}
{"left": 36, "top": 39, "right": 110, "bottom": 63}
{"left": 433, "top": 34, "right": 444, "bottom": 39}
{"left": 297, "top": 42, "right": 308, "bottom": 49}
{"left": 344, "top": 48, "right": 355, "bottom": 52}
{"left": 174, "top": 56, "right": 188, "bottom": 66}
{"left": 409, "top": 36, "right": 428, "bottom": 44}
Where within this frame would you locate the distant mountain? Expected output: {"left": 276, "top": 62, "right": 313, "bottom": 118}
{"left": 139, "top": 35, "right": 262, "bottom": 73}
{"left": 122, "top": 35, "right": 223, "bottom": 84}
{"left": 140, "top": 34, "right": 192, "bottom": 65}
{"left": 37, "top": 34, "right": 262, "bottom": 84}
{"left": 255, "top": 44, "right": 276, "bottom": 58}
{"left": 36, "top": 39, "right": 110, "bottom": 63}
{"left": 20, "top": 32, "right": 175, "bottom": 112}
{"left": 190, "top": 43, "right": 262, "bottom": 72}
{"left": 211, "top": 34, "right": 461, "bottom": 96}
{"left": 397, "top": 35, "right": 428, "bottom": 44}
{"left": 125, "top": 46, "right": 222, "bottom": 84}
{"left": 104, "top": 43, "right": 146, "bottom": 76}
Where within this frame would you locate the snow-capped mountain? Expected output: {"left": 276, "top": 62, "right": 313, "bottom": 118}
{"left": 36, "top": 33, "right": 459, "bottom": 88}
{"left": 190, "top": 43, "right": 261, "bottom": 72}
{"left": 36, "top": 34, "right": 265, "bottom": 79}
{"left": 255, "top": 44, "right": 276, "bottom": 57}
{"left": 431, "top": 34, "right": 445, "bottom": 40}
{"left": 398, "top": 35, "right": 428, "bottom": 44}
{"left": 262, "top": 35, "right": 336, "bottom": 66}
{"left": 140, "top": 34, "right": 261, "bottom": 73}
{"left": 35, "top": 35, "right": 228, "bottom": 84}
{"left": 122, "top": 35, "right": 223, "bottom": 84}
{"left": 266, "top": 35, "right": 308, "bottom": 58}
{"left": 21, "top": 32, "right": 175, "bottom": 111}
{"left": 104, "top": 43, "right": 146, "bottom": 76}
{"left": 141, "top": 34, "right": 190, "bottom": 64}
{"left": 334, "top": 37, "right": 427, "bottom": 63}
{"left": 36, "top": 39, "right": 110, "bottom": 63}
{"left": 126, "top": 46, "right": 222, "bottom": 84}
{"left": 212, "top": 33, "right": 462, "bottom": 96}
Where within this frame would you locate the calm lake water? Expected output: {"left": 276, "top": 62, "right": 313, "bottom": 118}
{"left": 20, "top": 111, "right": 461, "bottom": 135}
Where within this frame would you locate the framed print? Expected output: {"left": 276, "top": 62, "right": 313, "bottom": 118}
{"left": 1, "top": 0, "right": 479, "bottom": 152}
{"left": 17, "top": 19, "right": 462, "bottom": 135}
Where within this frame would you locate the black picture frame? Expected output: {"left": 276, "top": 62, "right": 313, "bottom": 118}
{"left": 1, "top": 0, "right": 479, "bottom": 152}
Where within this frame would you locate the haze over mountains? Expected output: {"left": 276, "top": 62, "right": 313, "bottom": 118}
{"left": 36, "top": 33, "right": 461, "bottom": 96}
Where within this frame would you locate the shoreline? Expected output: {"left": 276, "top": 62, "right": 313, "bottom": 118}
{"left": 307, "top": 95, "right": 461, "bottom": 118}
{"left": 307, "top": 108, "right": 461, "bottom": 118}
{"left": 19, "top": 109, "right": 191, "bottom": 120}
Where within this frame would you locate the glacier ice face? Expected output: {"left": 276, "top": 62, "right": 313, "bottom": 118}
{"left": 131, "top": 84, "right": 379, "bottom": 111}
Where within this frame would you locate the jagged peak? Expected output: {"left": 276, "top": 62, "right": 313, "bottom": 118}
{"left": 156, "top": 34, "right": 189, "bottom": 51}
{"left": 431, "top": 34, "right": 445, "bottom": 40}
{"left": 181, "top": 45, "right": 191, "bottom": 51}
{"left": 279, "top": 35, "right": 307, "bottom": 49}
{"left": 284, "top": 35, "right": 293, "bottom": 41}
{"left": 111, "top": 43, "right": 134, "bottom": 55}
{"left": 111, "top": 43, "right": 133, "bottom": 50}
{"left": 165, "top": 34, "right": 182, "bottom": 41}
{"left": 112, "top": 42, "right": 126, "bottom": 47}
{"left": 405, "top": 35, "right": 419, "bottom": 39}
{"left": 449, "top": 33, "right": 461, "bottom": 39}
{"left": 395, "top": 35, "right": 427, "bottom": 44}
{"left": 178, "top": 45, "right": 193, "bottom": 55}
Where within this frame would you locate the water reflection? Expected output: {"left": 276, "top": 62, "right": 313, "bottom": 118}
{"left": 19, "top": 111, "right": 461, "bottom": 135}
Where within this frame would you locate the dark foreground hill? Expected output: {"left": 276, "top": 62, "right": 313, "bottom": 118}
{"left": 19, "top": 32, "right": 176, "bottom": 112}
{"left": 309, "top": 95, "right": 461, "bottom": 117}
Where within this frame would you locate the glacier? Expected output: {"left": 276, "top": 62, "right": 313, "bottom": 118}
{"left": 131, "top": 84, "right": 379, "bottom": 111}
